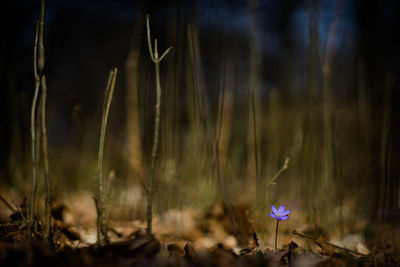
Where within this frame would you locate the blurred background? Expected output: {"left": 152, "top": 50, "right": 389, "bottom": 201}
{"left": 0, "top": 0, "right": 399, "bottom": 248}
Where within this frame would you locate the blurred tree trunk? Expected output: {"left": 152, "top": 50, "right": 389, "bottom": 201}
{"left": 186, "top": 21, "right": 214, "bottom": 170}
{"left": 186, "top": 14, "right": 248, "bottom": 245}
{"left": 158, "top": 5, "right": 185, "bottom": 209}
{"left": 266, "top": 87, "right": 282, "bottom": 183}
{"left": 186, "top": 23, "right": 212, "bottom": 139}
{"left": 321, "top": 1, "right": 340, "bottom": 229}
{"left": 163, "top": 19, "right": 179, "bottom": 162}
{"left": 126, "top": 13, "right": 144, "bottom": 179}
{"left": 0, "top": 6, "right": 11, "bottom": 183}
{"left": 217, "top": 57, "right": 234, "bottom": 170}
{"left": 162, "top": 6, "right": 184, "bottom": 171}
{"left": 300, "top": 1, "right": 323, "bottom": 225}
{"left": 378, "top": 75, "right": 393, "bottom": 220}
{"left": 248, "top": 0, "right": 263, "bottom": 212}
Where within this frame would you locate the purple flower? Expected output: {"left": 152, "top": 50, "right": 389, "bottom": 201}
{"left": 269, "top": 205, "right": 290, "bottom": 221}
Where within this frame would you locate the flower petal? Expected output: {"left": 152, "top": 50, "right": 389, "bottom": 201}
{"left": 280, "top": 215, "right": 289, "bottom": 220}
{"left": 271, "top": 205, "right": 278, "bottom": 215}
{"left": 269, "top": 213, "right": 278, "bottom": 220}
{"left": 278, "top": 205, "right": 285, "bottom": 213}
{"left": 281, "top": 209, "right": 290, "bottom": 216}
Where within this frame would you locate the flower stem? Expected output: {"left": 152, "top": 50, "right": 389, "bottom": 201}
{"left": 275, "top": 220, "right": 279, "bottom": 250}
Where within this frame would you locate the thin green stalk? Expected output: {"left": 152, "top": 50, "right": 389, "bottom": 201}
{"left": 251, "top": 156, "right": 290, "bottom": 215}
{"left": 379, "top": 75, "right": 393, "bottom": 220}
{"left": 145, "top": 14, "right": 172, "bottom": 235}
{"left": 103, "top": 170, "right": 115, "bottom": 238}
{"left": 250, "top": 89, "right": 259, "bottom": 183}
{"left": 37, "top": 0, "right": 52, "bottom": 239}
{"left": 96, "top": 68, "right": 117, "bottom": 245}
{"left": 41, "top": 74, "right": 51, "bottom": 239}
{"left": 29, "top": 19, "right": 40, "bottom": 238}
{"left": 266, "top": 156, "right": 290, "bottom": 189}
{"left": 275, "top": 220, "right": 279, "bottom": 250}
{"left": 146, "top": 58, "right": 160, "bottom": 235}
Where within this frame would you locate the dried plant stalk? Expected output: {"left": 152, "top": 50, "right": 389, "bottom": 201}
{"left": 35, "top": 0, "right": 53, "bottom": 239}
{"left": 248, "top": 0, "right": 262, "bottom": 211}
{"left": 95, "top": 68, "right": 118, "bottom": 245}
{"left": 145, "top": 14, "right": 172, "bottom": 235}
{"left": 126, "top": 17, "right": 144, "bottom": 179}
{"left": 29, "top": 19, "right": 40, "bottom": 237}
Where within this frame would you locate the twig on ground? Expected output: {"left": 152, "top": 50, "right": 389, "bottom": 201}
{"left": 292, "top": 229, "right": 365, "bottom": 256}
{"left": 0, "top": 195, "right": 16, "bottom": 212}
{"left": 135, "top": 173, "right": 148, "bottom": 192}
{"left": 11, "top": 200, "right": 27, "bottom": 222}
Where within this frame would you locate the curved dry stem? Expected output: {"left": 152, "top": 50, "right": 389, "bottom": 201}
{"left": 146, "top": 14, "right": 173, "bottom": 64}
{"left": 266, "top": 156, "right": 290, "bottom": 189}
{"left": 41, "top": 75, "right": 51, "bottom": 239}
{"left": 251, "top": 156, "right": 290, "bottom": 216}
{"left": 159, "top": 46, "right": 173, "bottom": 61}
{"left": 29, "top": 19, "right": 41, "bottom": 237}
{"left": 36, "top": 0, "right": 52, "bottom": 240}
{"left": 146, "top": 14, "right": 156, "bottom": 62}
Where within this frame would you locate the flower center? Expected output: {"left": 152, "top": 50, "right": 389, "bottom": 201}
{"left": 277, "top": 213, "right": 281, "bottom": 217}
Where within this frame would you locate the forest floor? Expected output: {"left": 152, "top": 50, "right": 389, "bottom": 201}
{"left": 0, "top": 190, "right": 399, "bottom": 266}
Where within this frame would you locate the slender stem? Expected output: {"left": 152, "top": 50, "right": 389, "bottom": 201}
{"left": 266, "top": 156, "right": 290, "bottom": 189}
{"left": 145, "top": 14, "right": 172, "bottom": 235}
{"left": 159, "top": 47, "right": 173, "bottom": 62}
{"left": 38, "top": 0, "right": 45, "bottom": 68}
{"left": 252, "top": 156, "right": 290, "bottom": 215}
{"left": 29, "top": 19, "right": 40, "bottom": 237}
{"left": 146, "top": 14, "right": 173, "bottom": 64}
{"left": 146, "top": 14, "right": 155, "bottom": 62}
{"left": 37, "top": 0, "right": 52, "bottom": 239}
{"left": 147, "top": 53, "right": 160, "bottom": 235}
{"left": 96, "top": 68, "right": 117, "bottom": 245}
{"left": 275, "top": 220, "right": 279, "bottom": 250}
{"left": 250, "top": 89, "right": 259, "bottom": 180}
{"left": 103, "top": 170, "right": 115, "bottom": 239}
{"left": 41, "top": 74, "right": 51, "bottom": 239}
